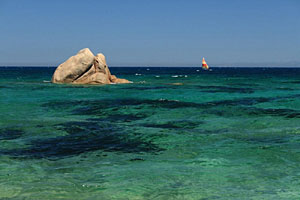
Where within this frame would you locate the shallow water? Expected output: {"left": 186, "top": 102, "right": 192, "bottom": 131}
{"left": 0, "top": 67, "right": 300, "bottom": 199}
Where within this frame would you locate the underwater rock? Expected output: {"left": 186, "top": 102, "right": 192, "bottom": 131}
{"left": 51, "top": 48, "right": 131, "bottom": 84}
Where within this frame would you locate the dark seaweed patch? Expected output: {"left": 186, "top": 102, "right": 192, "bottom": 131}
{"left": 197, "top": 86, "right": 254, "bottom": 94}
{"left": 206, "top": 97, "right": 271, "bottom": 107}
{"left": 290, "top": 81, "right": 300, "bottom": 84}
{"left": 42, "top": 100, "right": 79, "bottom": 111}
{"left": 203, "top": 95, "right": 300, "bottom": 108}
{"left": 107, "top": 114, "right": 147, "bottom": 122}
{"left": 244, "top": 136, "right": 289, "bottom": 145}
{"left": 0, "top": 128, "right": 24, "bottom": 140}
{"left": 142, "top": 123, "right": 181, "bottom": 129}
{"left": 206, "top": 106, "right": 300, "bottom": 119}
{"left": 0, "top": 121, "right": 162, "bottom": 159}
{"left": 43, "top": 95, "right": 300, "bottom": 119}
{"left": 276, "top": 87, "right": 294, "bottom": 91}
{"left": 281, "top": 81, "right": 300, "bottom": 84}
{"left": 72, "top": 106, "right": 106, "bottom": 116}
{"left": 141, "top": 120, "right": 201, "bottom": 129}
{"left": 88, "top": 113, "right": 148, "bottom": 123}
{"left": 198, "top": 129, "right": 229, "bottom": 135}
{"left": 145, "top": 99, "right": 200, "bottom": 109}
{"left": 42, "top": 97, "right": 272, "bottom": 116}
{"left": 0, "top": 85, "right": 10, "bottom": 89}
{"left": 130, "top": 158, "right": 145, "bottom": 161}
{"left": 107, "top": 99, "right": 199, "bottom": 109}
{"left": 248, "top": 108, "right": 300, "bottom": 118}
{"left": 227, "top": 82, "right": 259, "bottom": 87}
{"left": 43, "top": 99, "right": 202, "bottom": 113}
{"left": 54, "top": 121, "right": 104, "bottom": 135}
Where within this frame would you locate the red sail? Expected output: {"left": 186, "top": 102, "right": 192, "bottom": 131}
{"left": 202, "top": 57, "right": 209, "bottom": 69}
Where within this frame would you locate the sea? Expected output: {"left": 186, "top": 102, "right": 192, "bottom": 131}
{"left": 0, "top": 67, "right": 300, "bottom": 199}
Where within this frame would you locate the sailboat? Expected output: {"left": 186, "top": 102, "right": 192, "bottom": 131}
{"left": 202, "top": 57, "right": 211, "bottom": 71}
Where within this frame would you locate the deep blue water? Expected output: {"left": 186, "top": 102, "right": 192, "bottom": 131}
{"left": 0, "top": 67, "right": 300, "bottom": 199}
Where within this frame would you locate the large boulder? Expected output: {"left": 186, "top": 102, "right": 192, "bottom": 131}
{"left": 52, "top": 48, "right": 95, "bottom": 83}
{"left": 51, "top": 48, "right": 131, "bottom": 84}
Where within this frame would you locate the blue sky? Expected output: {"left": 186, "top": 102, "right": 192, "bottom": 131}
{"left": 0, "top": 0, "right": 299, "bottom": 66}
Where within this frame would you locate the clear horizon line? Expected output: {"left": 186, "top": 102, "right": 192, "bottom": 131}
{"left": 1, "top": 61, "right": 300, "bottom": 68}
{"left": 1, "top": 66, "right": 300, "bottom": 68}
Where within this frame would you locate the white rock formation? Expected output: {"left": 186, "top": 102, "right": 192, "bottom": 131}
{"left": 51, "top": 48, "right": 131, "bottom": 84}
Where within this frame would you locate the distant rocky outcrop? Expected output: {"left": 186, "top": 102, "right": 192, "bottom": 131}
{"left": 51, "top": 48, "right": 131, "bottom": 84}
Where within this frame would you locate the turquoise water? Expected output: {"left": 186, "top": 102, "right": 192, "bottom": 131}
{"left": 0, "top": 67, "right": 300, "bottom": 199}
